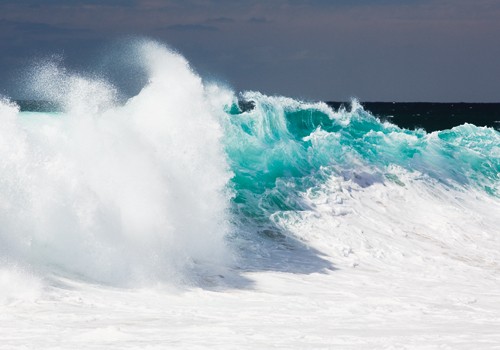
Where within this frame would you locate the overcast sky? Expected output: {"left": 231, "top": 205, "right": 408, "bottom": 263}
{"left": 1, "top": 0, "right": 499, "bottom": 102}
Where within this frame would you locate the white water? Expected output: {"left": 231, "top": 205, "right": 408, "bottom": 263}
{"left": 1, "top": 41, "right": 500, "bottom": 348}
{"left": 0, "top": 41, "right": 232, "bottom": 287}
{"left": 2, "top": 170, "right": 499, "bottom": 348}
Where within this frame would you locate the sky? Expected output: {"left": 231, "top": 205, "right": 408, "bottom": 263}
{"left": 0, "top": 0, "right": 499, "bottom": 102}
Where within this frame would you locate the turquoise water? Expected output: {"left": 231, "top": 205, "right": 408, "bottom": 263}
{"left": 222, "top": 92, "right": 500, "bottom": 229}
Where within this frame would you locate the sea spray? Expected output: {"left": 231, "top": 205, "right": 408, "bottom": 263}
{"left": 1, "top": 39, "right": 499, "bottom": 291}
{"left": 0, "top": 41, "right": 232, "bottom": 286}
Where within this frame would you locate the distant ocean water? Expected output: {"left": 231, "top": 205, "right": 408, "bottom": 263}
{"left": 328, "top": 102, "right": 500, "bottom": 132}
{"left": 0, "top": 39, "right": 499, "bottom": 286}
{"left": 17, "top": 100, "right": 500, "bottom": 133}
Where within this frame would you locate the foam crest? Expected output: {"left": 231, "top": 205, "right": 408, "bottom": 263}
{"left": 29, "top": 59, "right": 117, "bottom": 115}
{"left": 0, "top": 41, "right": 232, "bottom": 286}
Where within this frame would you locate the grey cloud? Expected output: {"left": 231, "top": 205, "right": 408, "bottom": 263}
{"left": 248, "top": 17, "right": 270, "bottom": 24}
{"left": 0, "top": 19, "right": 91, "bottom": 36}
{"left": 205, "top": 17, "right": 234, "bottom": 23}
{"left": 0, "top": 0, "right": 137, "bottom": 6}
{"left": 165, "top": 24, "right": 219, "bottom": 32}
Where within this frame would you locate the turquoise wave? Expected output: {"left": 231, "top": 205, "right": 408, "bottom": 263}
{"left": 221, "top": 92, "right": 500, "bottom": 227}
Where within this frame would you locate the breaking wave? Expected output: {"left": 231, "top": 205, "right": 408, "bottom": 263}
{"left": 0, "top": 41, "right": 232, "bottom": 286}
{"left": 0, "top": 39, "right": 499, "bottom": 291}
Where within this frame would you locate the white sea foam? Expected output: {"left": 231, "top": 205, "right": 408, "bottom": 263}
{"left": 0, "top": 41, "right": 232, "bottom": 287}
{"left": 273, "top": 165, "right": 500, "bottom": 276}
{"left": 0, "top": 264, "right": 42, "bottom": 305}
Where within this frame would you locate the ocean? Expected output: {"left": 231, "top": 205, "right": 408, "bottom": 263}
{"left": 1, "top": 40, "right": 499, "bottom": 348}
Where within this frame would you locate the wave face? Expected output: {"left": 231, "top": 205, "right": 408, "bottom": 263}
{"left": 1, "top": 40, "right": 499, "bottom": 289}
{"left": 221, "top": 93, "right": 499, "bottom": 227}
